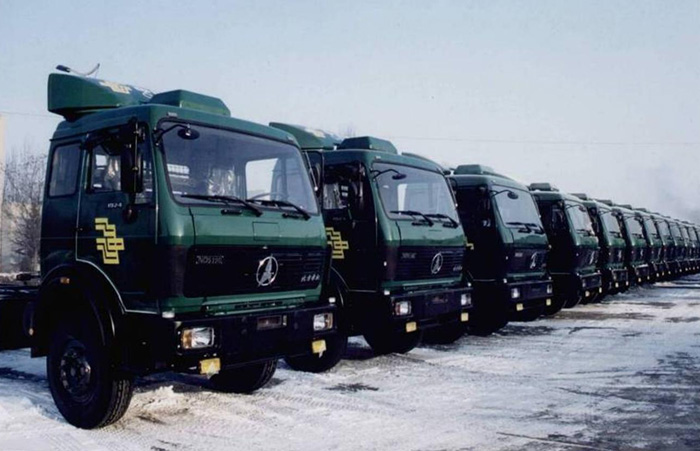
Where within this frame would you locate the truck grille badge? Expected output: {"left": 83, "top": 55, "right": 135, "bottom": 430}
{"left": 430, "top": 252, "right": 444, "bottom": 275}
{"left": 256, "top": 256, "right": 279, "bottom": 286}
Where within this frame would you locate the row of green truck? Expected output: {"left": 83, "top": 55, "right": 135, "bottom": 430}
{"left": 0, "top": 71, "right": 695, "bottom": 428}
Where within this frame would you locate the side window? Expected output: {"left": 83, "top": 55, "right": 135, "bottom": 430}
{"left": 322, "top": 165, "right": 353, "bottom": 211}
{"left": 88, "top": 140, "right": 154, "bottom": 204}
{"left": 90, "top": 146, "right": 121, "bottom": 192}
{"left": 552, "top": 205, "right": 567, "bottom": 230}
{"left": 136, "top": 144, "right": 154, "bottom": 205}
{"left": 48, "top": 143, "right": 81, "bottom": 197}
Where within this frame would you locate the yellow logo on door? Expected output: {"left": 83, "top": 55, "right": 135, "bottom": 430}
{"left": 326, "top": 227, "right": 349, "bottom": 260}
{"left": 95, "top": 218, "right": 125, "bottom": 265}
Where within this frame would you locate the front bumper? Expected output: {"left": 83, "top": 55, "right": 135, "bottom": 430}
{"left": 551, "top": 271, "right": 602, "bottom": 301}
{"left": 630, "top": 263, "right": 651, "bottom": 284}
{"left": 123, "top": 303, "right": 336, "bottom": 375}
{"left": 382, "top": 286, "right": 473, "bottom": 334}
{"left": 503, "top": 279, "right": 554, "bottom": 312}
{"left": 602, "top": 267, "right": 629, "bottom": 291}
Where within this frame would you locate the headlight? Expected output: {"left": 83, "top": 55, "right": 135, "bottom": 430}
{"left": 460, "top": 293, "right": 471, "bottom": 306}
{"left": 510, "top": 287, "right": 521, "bottom": 299}
{"left": 546, "top": 284, "right": 553, "bottom": 294}
{"left": 313, "top": 313, "right": 334, "bottom": 331}
{"left": 181, "top": 327, "right": 215, "bottom": 350}
{"left": 393, "top": 300, "right": 412, "bottom": 316}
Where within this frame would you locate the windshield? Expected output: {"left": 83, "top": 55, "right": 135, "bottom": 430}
{"left": 374, "top": 162, "right": 457, "bottom": 221}
{"left": 160, "top": 123, "right": 318, "bottom": 214}
{"left": 670, "top": 223, "right": 682, "bottom": 239}
{"left": 656, "top": 219, "right": 671, "bottom": 239}
{"left": 626, "top": 216, "right": 644, "bottom": 238}
{"left": 492, "top": 186, "right": 543, "bottom": 231}
{"left": 566, "top": 202, "right": 594, "bottom": 236}
{"left": 680, "top": 226, "right": 690, "bottom": 241}
{"left": 642, "top": 218, "right": 659, "bottom": 240}
{"left": 601, "top": 209, "right": 622, "bottom": 238}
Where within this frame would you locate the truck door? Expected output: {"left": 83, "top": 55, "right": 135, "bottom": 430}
{"left": 76, "top": 132, "right": 156, "bottom": 312}
{"left": 322, "top": 162, "right": 376, "bottom": 291}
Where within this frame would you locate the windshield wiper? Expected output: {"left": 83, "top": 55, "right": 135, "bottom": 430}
{"left": 248, "top": 198, "right": 311, "bottom": 220}
{"left": 425, "top": 213, "right": 459, "bottom": 228}
{"left": 506, "top": 221, "right": 532, "bottom": 233}
{"left": 576, "top": 228, "right": 595, "bottom": 237}
{"left": 523, "top": 222, "right": 546, "bottom": 234}
{"left": 180, "top": 194, "right": 263, "bottom": 216}
{"left": 391, "top": 210, "right": 434, "bottom": 226}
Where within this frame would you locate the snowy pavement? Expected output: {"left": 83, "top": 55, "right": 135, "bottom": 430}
{"left": 1, "top": 278, "right": 699, "bottom": 451}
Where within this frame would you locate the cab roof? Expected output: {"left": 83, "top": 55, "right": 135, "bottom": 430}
{"left": 48, "top": 73, "right": 295, "bottom": 145}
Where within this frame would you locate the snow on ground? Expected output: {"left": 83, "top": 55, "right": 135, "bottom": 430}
{"left": 1, "top": 277, "right": 699, "bottom": 451}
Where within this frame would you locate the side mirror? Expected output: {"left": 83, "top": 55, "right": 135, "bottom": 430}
{"left": 121, "top": 143, "right": 143, "bottom": 194}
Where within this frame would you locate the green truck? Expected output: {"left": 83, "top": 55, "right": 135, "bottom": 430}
{"left": 269, "top": 124, "right": 473, "bottom": 362}
{"left": 608, "top": 204, "right": 650, "bottom": 285}
{"left": 529, "top": 184, "right": 602, "bottom": 311}
{"left": 634, "top": 208, "right": 665, "bottom": 282}
{"left": 666, "top": 217, "right": 687, "bottom": 277}
{"left": 0, "top": 72, "right": 338, "bottom": 428}
{"left": 649, "top": 212, "right": 674, "bottom": 280}
{"left": 447, "top": 165, "right": 553, "bottom": 332}
{"left": 681, "top": 222, "right": 699, "bottom": 273}
{"left": 573, "top": 195, "right": 629, "bottom": 296}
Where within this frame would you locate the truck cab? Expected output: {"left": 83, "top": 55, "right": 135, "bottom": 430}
{"left": 270, "top": 124, "right": 473, "bottom": 357}
{"left": 664, "top": 216, "right": 684, "bottom": 277}
{"left": 611, "top": 204, "right": 651, "bottom": 285}
{"left": 635, "top": 208, "right": 665, "bottom": 282}
{"left": 573, "top": 195, "right": 628, "bottom": 296}
{"left": 650, "top": 212, "right": 674, "bottom": 280}
{"left": 681, "top": 222, "right": 699, "bottom": 273}
{"left": 1, "top": 73, "right": 337, "bottom": 428}
{"left": 529, "top": 184, "right": 602, "bottom": 311}
{"left": 447, "top": 165, "right": 553, "bottom": 330}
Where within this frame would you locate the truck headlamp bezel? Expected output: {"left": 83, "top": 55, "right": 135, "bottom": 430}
{"left": 313, "top": 313, "right": 334, "bottom": 331}
{"left": 393, "top": 300, "right": 412, "bottom": 316}
{"left": 180, "top": 327, "right": 216, "bottom": 350}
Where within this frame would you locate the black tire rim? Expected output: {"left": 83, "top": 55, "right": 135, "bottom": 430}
{"left": 58, "top": 339, "right": 94, "bottom": 401}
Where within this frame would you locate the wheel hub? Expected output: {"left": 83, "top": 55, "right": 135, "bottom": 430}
{"left": 59, "top": 343, "right": 92, "bottom": 397}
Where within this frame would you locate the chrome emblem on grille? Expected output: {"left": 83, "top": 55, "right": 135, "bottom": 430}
{"left": 430, "top": 252, "right": 444, "bottom": 275}
{"left": 529, "top": 252, "right": 538, "bottom": 269}
{"left": 256, "top": 256, "right": 279, "bottom": 287}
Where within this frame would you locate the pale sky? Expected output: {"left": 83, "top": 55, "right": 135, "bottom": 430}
{"left": 1, "top": 0, "right": 698, "bottom": 219}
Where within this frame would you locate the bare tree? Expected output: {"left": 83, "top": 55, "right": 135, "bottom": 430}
{"left": 2, "top": 145, "right": 46, "bottom": 272}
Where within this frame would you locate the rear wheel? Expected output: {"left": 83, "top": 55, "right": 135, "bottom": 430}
{"left": 47, "top": 310, "right": 134, "bottom": 429}
{"left": 210, "top": 360, "right": 277, "bottom": 394}
{"left": 284, "top": 334, "right": 347, "bottom": 373}
{"left": 364, "top": 328, "right": 423, "bottom": 355}
{"left": 422, "top": 323, "right": 467, "bottom": 345}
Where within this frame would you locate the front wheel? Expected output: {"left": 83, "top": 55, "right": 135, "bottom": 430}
{"left": 210, "top": 360, "right": 277, "bottom": 394}
{"left": 284, "top": 334, "right": 348, "bottom": 373}
{"left": 422, "top": 323, "right": 467, "bottom": 345}
{"left": 47, "top": 312, "right": 134, "bottom": 429}
{"left": 364, "top": 328, "right": 423, "bottom": 355}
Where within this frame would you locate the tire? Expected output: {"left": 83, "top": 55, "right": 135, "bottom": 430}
{"left": 210, "top": 360, "right": 277, "bottom": 394}
{"left": 284, "top": 334, "right": 348, "bottom": 373}
{"left": 422, "top": 323, "right": 467, "bottom": 345}
{"left": 467, "top": 314, "right": 508, "bottom": 336}
{"left": 564, "top": 295, "right": 582, "bottom": 308}
{"left": 47, "top": 310, "right": 134, "bottom": 429}
{"left": 364, "top": 328, "right": 423, "bottom": 355}
{"left": 544, "top": 296, "right": 566, "bottom": 316}
{"left": 512, "top": 306, "right": 544, "bottom": 322}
